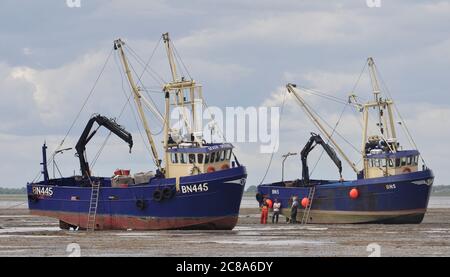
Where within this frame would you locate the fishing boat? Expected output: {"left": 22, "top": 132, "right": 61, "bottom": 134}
{"left": 257, "top": 58, "right": 434, "bottom": 224}
{"left": 27, "top": 33, "right": 247, "bottom": 231}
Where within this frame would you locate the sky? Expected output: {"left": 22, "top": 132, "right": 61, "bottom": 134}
{"left": 0, "top": 0, "right": 449, "bottom": 188}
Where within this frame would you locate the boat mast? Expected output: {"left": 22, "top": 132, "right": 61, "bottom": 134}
{"left": 162, "top": 33, "right": 200, "bottom": 143}
{"left": 362, "top": 57, "right": 397, "bottom": 156}
{"left": 114, "top": 39, "right": 162, "bottom": 170}
{"left": 286, "top": 83, "right": 359, "bottom": 173}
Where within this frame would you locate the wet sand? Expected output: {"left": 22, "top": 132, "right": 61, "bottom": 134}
{"left": 1, "top": 205, "right": 449, "bottom": 257}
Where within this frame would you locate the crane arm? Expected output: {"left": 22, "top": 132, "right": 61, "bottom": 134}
{"left": 75, "top": 114, "right": 133, "bottom": 178}
{"left": 301, "top": 133, "right": 342, "bottom": 184}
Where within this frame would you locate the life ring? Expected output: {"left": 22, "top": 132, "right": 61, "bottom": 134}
{"left": 162, "top": 187, "right": 175, "bottom": 200}
{"left": 402, "top": 167, "right": 412, "bottom": 173}
{"left": 136, "top": 199, "right": 147, "bottom": 210}
{"left": 207, "top": 166, "right": 215, "bottom": 173}
{"left": 152, "top": 189, "right": 163, "bottom": 202}
{"left": 221, "top": 164, "right": 230, "bottom": 170}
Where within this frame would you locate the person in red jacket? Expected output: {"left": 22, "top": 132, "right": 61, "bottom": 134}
{"left": 260, "top": 199, "right": 269, "bottom": 224}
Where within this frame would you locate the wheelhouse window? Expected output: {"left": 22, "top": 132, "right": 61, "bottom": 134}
{"left": 189, "top": 154, "right": 196, "bottom": 164}
{"left": 215, "top": 151, "right": 221, "bottom": 162}
{"left": 226, "top": 149, "right": 232, "bottom": 160}
{"left": 204, "top": 153, "right": 210, "bottom": 164}
{"left": 407, "top": 156, "right": 412, "bottom": 166}
{"left": 375, "top": 159, "right": 381, "bottom": 168}
{"left": 180, "top": 153, "right": 187, "bottom": 164}
{"left": 171, "top": 153, "right": 178, "bottom": 164}
{"left": 220, "top": 150, "right": 226, "bottom": 161}
{"left": 401, "top": 157, "right": 407, "bottom": 166}
{"left": 210, "top": 152, "right": 216, "bottom": 163}
{"left": 388, "top": 158, "right": 394, "bottom": 167}
{"left": 414, "top": 155, "right": 419, "bottom": 166}
{"left": 198, "top": 154, "right": 204, "bottom": 164}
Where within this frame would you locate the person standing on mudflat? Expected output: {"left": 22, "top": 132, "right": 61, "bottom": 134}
{"left": 272, "top": 199, "right": 281, "bottom": 224}
{"left": 290, "top": 196, "right": 299, "bottom": 224}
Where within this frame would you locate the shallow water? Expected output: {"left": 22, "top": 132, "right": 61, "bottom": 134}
{"left": 1, "top": 196, "right": 449, "bottom": 210}
{"left": 240, "top": 196, "right": 450, "bottom": 209}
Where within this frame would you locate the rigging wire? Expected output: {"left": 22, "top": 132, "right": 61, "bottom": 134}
{"left": 171, "top": 41, "right": 192, "bottom": 80}
{"left": 293, "top": 89, "right": 361, "bottom": 155}
{"left": 306, "top": 61, "right": 370, "bottom": 177}
{"left": 374, "top": 64, "right": 427, "bottom": 166}
{"left": 297, "top": 86, "right": 349, "bottom": 105}
{"left": 310, "top": 103, "right": 350, "bottom": 178}
{"left": 126, "top": 48, "right": 165, "bottom": 122}
{"left": 90, "top": 51, "right": 156, "bottom": 170}
{"left": 31, "top": 48, "right": 114, "bottom": 183}
{"left": 123, "top": 44, "right": 166, "bottom": 86}
{"left": 258, "top": 89, "right": 288, "bottom": 185}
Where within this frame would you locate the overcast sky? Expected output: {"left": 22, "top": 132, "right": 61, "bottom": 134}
{"left": 0, "top": 0, "right": 449, "bottom": 188}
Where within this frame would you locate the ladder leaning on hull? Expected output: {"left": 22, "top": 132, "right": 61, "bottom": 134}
{"left": 87, "top": 182, "right": 100, "bottom": 232}
{"left": 301, "top": 186, "right": 315, "bottom": 225}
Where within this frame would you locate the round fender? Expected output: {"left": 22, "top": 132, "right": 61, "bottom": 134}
{"left": 136, "top": 199, "right": 147, "bottom": 210}
{"left": 162, "top": 187, "right": 175, "bottom": 200}
{"left": 152, "top": 189, "right": 163, "bottom": 202}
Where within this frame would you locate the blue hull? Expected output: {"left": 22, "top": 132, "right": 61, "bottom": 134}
{"left": 257, "top": 169, "right": 434, "bottom": 224}
{"left": 27, "top": 166, "right": 247, "bottom": 230}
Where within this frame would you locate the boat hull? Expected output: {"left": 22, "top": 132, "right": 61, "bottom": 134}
{"left": 258, "top": 169, "right": 434, "bottom": 224}
{"left": 27, "top": 166, "right": 247, "bottom": 230}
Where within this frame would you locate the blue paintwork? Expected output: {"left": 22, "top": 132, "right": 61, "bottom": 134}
{"left": 167, "top": 143, "right": 233, "bottom": 153}
{"left": 368, "top": 150, "right": 419, "bottom": 159}
{"left": 27, "top": 166, "right": 247, "bottom": 219}
{"left": 257, "top": 169, "right": 434, "bottom": 223}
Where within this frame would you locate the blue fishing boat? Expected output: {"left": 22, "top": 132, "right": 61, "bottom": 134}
{"left": 257, "top": 58, "right": 433, "bottom": 224}
{"left": 27, "top": 33, "right": 247, "bottom": 230}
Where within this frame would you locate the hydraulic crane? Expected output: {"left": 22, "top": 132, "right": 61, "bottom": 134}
{"left": 75, "top": 114, "right": 133, "bottom": 178}
{"left": 301, "top": 133, "right": 343, "bottom": 184}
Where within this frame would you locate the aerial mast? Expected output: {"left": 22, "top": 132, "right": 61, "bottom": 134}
{"left": 114, "top": 39, "right": 162, "bottom": 170}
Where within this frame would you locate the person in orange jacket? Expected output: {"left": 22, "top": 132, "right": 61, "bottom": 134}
{"left": 260, "top": 198, "right": 269, "bottom": 224}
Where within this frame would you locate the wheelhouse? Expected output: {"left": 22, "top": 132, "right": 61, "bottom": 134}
{"left": 364, "top": 150, "right": 420, "bottom": 178}
{"left": 166, "top": 143, "right": 234, "bottom": 179}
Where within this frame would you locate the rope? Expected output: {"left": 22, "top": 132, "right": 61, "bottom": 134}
{"left": 90, "top": 51, "right": 156, "bottom": 170}
{"left": 124, "top": 44, "right": 166, "bottom": 86}
{"left": 298, "top": 86, "right": 349, "bottom": 105}
{"left": 292, "top": 91, "right": 361, "bottom": 154}
{"left": 310, "top": 61, "right": 369, "bottom": 176}
{"left": 310, "top": 103, "right": 349, "bottom": 177}
{"left": 172, "top": 41, "right": 193, "bottom": 80}
{"left": 30, "top": 48, "right": 114, "bottom": 182}
{"left": 258, "top": 88, "right": 288, "bottom": 185}
{"left": 374, "top": 64, "right": 427, "bottom": 166}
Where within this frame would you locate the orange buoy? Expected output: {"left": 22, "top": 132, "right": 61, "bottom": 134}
{"left": 221, "top": 164, "right": 230, "bottom": 170}
{"left": 301, "top": 197, "right": 310, "bottom": 208}
{"left": 266, "top": 199, "right": 273, "bottom": 208}
{"left": 349, "top": 188, "right": 359, "bottom": 199}
{"left": 207, "top": 166, "right": 216, "bottom": 173}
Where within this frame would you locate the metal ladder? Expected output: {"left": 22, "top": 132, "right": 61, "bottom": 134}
{"left": 87, "top": 181, "right": 100, "bottom": 232}
{"left": 301, "top": 186, "right": 316, "bottom": 225}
